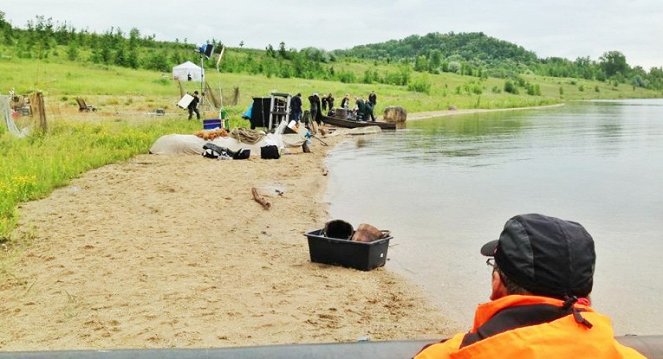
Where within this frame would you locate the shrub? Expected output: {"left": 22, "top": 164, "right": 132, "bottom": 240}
{"left": 526, "top": 84, "right": 541, "bottom": 96}
{"left": 337, "top": 71, "right": 356, "bottom": 83}
{"left": 504, "top": 80, "right": 518, "bottom": 94}
{"left": 407, "top": 78, "right": 431, "bottom": 94}
{"left": 515, "top": 77, "right": 527, "bottom": 87}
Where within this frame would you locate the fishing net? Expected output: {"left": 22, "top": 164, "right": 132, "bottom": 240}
{"left": 1, "top": 95, "right": 34, "bottom": 137}
{"left": 1, "top": 95, "right": 26, "bottom": 137}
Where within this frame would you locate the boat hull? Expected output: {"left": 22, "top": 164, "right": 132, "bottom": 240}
{"left": 321, "top": 115, "right": 397, "bottom": 130}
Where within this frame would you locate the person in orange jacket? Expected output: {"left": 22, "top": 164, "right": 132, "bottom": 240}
{"left": 414, "top": 213, "right": 645, "bottom": 358}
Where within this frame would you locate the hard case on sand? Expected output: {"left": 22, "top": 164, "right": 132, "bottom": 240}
{"left": 203, "top": 119, "right": 222, "bottom": 129}
{"left": 305, "top": 229, "right": 391, "bottom": 271}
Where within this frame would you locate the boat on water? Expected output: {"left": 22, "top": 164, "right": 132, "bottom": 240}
{"left": 321, "top": 114, "right": 397, "bottom": 130}
{"left": 320, "top": 108, "right": 397, "bottom": 130}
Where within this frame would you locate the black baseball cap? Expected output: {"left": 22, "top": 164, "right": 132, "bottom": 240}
{"left": 481, "top": 213, "right": 596, "bottom": 299}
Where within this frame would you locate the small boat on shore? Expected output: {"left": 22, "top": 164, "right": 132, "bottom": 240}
{"left": 321, "top": 115, "right": 397, "bottom": 130}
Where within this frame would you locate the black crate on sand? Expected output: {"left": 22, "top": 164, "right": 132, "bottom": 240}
{"left": 305, "top": 229, "right": 391, "bottom": 271}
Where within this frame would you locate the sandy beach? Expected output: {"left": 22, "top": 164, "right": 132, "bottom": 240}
{"left": 0, "top": 125, "right": 461, "bottom": 351}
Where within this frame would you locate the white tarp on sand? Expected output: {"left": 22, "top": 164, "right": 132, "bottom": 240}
{"left": 149, "top": 133, "right": 306, "bottom": 156}
{"left": 150, "top": 120, "right": 308, "bottom": 157}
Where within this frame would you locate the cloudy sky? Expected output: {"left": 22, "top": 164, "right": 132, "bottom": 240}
{"left": 3, "top": 0, "right": 662, "bottom": 70}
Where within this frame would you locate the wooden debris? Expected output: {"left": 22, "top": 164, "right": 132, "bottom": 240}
{"left": 251, "top": 187, "right": 271, "bottom": 210}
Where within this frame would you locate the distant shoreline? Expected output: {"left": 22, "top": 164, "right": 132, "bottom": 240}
{"left": 407, "top": 103, "right": 565, "bottom": 121}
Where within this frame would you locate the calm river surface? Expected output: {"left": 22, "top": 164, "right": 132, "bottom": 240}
{"left": 325, "top": 99, "right": 663, "bottom": 335}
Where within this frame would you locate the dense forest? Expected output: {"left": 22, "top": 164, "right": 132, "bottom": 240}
{"left": 1, "top": 11, "right": 661, "bottom": 91}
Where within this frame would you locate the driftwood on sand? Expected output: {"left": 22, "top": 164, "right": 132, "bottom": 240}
{"left": 251, "top": 187, "right": 271, "bottom": 210}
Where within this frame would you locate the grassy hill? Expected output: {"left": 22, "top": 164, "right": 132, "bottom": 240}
{"left": 2, "top": 55, "right": 660, "bottom": 121}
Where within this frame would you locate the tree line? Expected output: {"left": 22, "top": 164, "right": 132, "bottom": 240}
{"left": 1, "top": 12, "right": 661, "bottom": 91}
{"left": 0, "top": 12, "right": 419, "bottom": 88}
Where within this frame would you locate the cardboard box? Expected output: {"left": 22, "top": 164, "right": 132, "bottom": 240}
{"left": 305, "top": 229, "right": 391, "bottom": 271}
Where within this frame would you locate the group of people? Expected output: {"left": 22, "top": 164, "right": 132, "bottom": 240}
{"left": 186, "top": 90, "right": 379, "bottom": 125}
{"left": 354, "top": 91, "right": 377, "bottom": 121}
{"left": 289, "top": 91, "right": 379, "bottom": 126}
{"left": 289, "top": 92, "right": 334, "bottom": 127}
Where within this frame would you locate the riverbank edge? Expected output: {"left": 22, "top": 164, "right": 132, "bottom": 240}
{"left": 406, "top": 103, "right": 565, "bottom": 121}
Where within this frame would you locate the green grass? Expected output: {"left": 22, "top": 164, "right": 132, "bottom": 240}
{"left": 0, "top": 56, "right": 661, "bottom": 240}
{"left": 0, "top": 118, "right": 200, "bottom": 239}
{"left": 3, "top": 56, "right": 660, "bottom": 115}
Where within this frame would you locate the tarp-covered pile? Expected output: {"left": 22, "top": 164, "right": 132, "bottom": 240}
{"left": 149, "top": 121, "right": 307, "bottom": 157}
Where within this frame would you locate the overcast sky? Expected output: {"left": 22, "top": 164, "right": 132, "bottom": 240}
{"left": 2, "top": 0, "right": 662, "bottom": 70}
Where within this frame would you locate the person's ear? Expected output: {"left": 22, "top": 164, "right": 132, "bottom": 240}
{"left": 490, "top": 270, "right": 507, "bottom": 300}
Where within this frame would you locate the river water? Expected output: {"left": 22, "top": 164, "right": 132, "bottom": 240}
{"left": 325, "top": 99, "right": 663, "bottom": 335}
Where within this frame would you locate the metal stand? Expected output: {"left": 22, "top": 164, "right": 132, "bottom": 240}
{"left": 200, "top": 55, "right": 205, "bottom": 98}
{"left": 197, "top": 55, "right": 217, "bottom": 116}
{"left": 268, "top": 92, "right": 291, "bottom": 130}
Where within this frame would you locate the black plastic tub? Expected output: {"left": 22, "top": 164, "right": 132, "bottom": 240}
{"left": 305, "top": 229, "right": 391, "bottom": 271}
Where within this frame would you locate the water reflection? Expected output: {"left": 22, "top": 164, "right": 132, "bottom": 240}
{"left": 326, "top": 99, "right": 663, "bottom": 335}
{"left": 412, "top": 111, "right": 528, "bottom": 137}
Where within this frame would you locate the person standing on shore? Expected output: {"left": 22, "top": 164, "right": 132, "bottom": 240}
{"left": 308, "top": 93, "right": 322, "bottom": 126}
{"left": 341, "top": 94, "right": 350, "bottom": 109}
{"left": 355, "top": 97, "right": 366, "bottom": 121}
{"left": 321, "top": 95, "right": 328, "bottom": 113}
{"left": 290, "top": 93, "right": 303, "bottom": 123}
{"left": 414, "top": 213, "right": 645, "bottom": 359}
{"left": 365, "top": 101, "right": 376, "bottom": 121}
{"left": 187, "top": 91, "right": 200, "bottom": 120}
{"left": 326, "top": 93, "right": 335, "bottom": 113}
{"left": 368, "top": 91, "right": 377, "bottom": 107}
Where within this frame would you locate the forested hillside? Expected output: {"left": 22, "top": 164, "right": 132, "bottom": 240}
{"left": 0, "top": 11, "right": 661, "bottom": 92}
{"left": 335, "top": 32, "right": 538, "bottom": 76}
{"left": 337, "top": 32, "right": 662, "bottom": 90}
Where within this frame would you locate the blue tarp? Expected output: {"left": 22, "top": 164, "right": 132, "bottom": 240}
{"left": 242, "top": 103, "right": 252, "bottom": 119}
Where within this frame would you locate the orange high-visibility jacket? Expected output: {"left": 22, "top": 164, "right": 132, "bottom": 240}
{"left": 415, "top": 295, "right": 645, "bottom": 359}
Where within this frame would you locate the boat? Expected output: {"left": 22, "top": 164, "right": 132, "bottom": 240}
{"left": 320, "top": 108, "right": 397, "bottom": 130}
{"left": 1, "top": 336, "right": 659, "bottom": 358}
{"left": 321, "top": 114, "right": 397, "bottom": 130}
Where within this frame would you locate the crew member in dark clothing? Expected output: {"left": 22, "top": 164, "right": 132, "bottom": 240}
{"left": 365, "top": 101, "right": 376, "bottom": 121}
{"left": 290, "top": 93, "right": 303, "bottom": 123}
{"left": 355, "top": 97, "right": 366, "bottom": 121}
{"left": 368, "top": 91, "right": 377, "bottom": 106}
{"left": 308, "top": 93, "right": 322, "bottom": 125}
{"left": 321, "top": 96, "right": 328, "bottom": 113}
{"left": 187, "top": 91, "right": 201, "bottom": 120}
{"left": 326, "top": 93, "right": 335, "bottom": 112}
{"left": 341, "top": 94, "right": 350, "bottom": 109}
